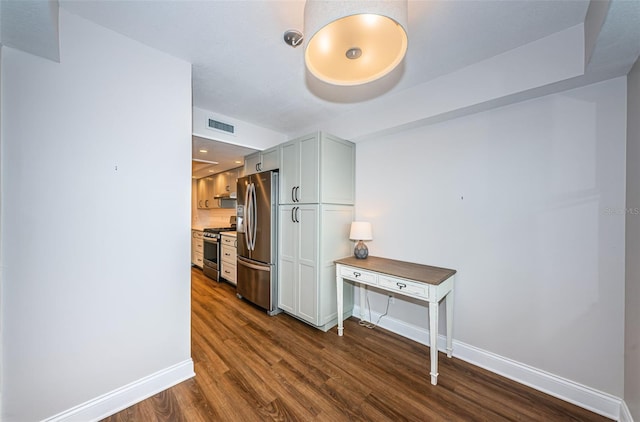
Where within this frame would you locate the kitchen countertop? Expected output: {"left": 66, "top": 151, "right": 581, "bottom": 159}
{"left": 221, "top": 231, "right": 237, "bottom": 237}
{"left": 192, "top": 226, "right": 206, "bottom": 232}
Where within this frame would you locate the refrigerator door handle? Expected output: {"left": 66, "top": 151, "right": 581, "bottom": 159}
{"left": 249, "top": 182, "right": 255, "bottom": 250}
{"left": 244, "top": 181, "right": 252, "bottom": 251}
{"left": 238, "top": 256, "right": 271, "bottom": 272}
{"left": 250, "top": 182, "right": 257, "bottom": 250}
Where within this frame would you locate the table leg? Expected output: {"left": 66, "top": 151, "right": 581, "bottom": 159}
{"left": 446, "top": 291, "right": 454, "bottom": 358}
{"left": 359, "top": 284, "right": 367, "bottom": 322}
{"left": 429, "top": 301, "right": 439, "bottom": 385}
{"left": 337, "top": 272, "right": 344, "bottom": 336}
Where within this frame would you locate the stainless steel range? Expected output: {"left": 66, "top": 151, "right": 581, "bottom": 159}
{"left": 202, "top": 217, "right": 236, "bottom": 282}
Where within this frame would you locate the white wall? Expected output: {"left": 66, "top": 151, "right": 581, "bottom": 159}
{"left": 355, "top": 77, "right": 627, "bottom": 397}
{"left": 625, "top": 59, "right": 640, "bottom": 420}
{"left": 0, "top": 44, "right": 4, "bottom": 418}
{"left": 1, "top": 10, "right": 193, "bottom": 421}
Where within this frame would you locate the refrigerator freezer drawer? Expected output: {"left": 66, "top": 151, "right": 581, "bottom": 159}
{"left": 237, "top": 257, "right": 273, "bottom": 312}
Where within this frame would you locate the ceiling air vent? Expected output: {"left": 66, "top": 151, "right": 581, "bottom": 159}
{"left": 208, "top": 118, "right": 234, "bottom": 134}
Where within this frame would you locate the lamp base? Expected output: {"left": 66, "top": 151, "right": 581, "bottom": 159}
{"left": 354, "top": 240, "right": 368, "bottom": 259}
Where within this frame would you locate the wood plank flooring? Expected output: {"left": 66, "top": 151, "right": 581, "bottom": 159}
{"left": 102, "top": 268, "right": 611, "bottom": 421}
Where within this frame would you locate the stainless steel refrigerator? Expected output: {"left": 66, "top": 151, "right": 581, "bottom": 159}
{"left": 236, "top": 170, "right": 279, "bottom": 314}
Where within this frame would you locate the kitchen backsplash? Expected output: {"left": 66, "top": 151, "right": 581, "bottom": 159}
{"left": 192, "top": 207, "right": 236, "bottom": 228}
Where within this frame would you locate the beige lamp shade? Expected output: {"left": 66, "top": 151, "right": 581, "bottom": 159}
{"left": 304, "top": 1, "right": 408, "bottom": 86}
{"left": 349, "top": 221, "right": 373, "bottom": 241}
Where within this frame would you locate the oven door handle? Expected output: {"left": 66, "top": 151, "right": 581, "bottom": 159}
{"left": 203, "top": 237, "right": 218, "bottom": 244}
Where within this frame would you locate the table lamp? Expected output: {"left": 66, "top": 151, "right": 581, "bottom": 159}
{"left": 349, "top": 221, "right": 373, "bottom": 259}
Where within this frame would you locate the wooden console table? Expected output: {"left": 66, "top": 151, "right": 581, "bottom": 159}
{"left": 335, "top": 256, "right": 456, "bottom": 385}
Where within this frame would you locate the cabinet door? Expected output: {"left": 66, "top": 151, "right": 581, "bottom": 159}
{"left": 214, "top": 172, "right": 226, "bottom": 198}
{"left": 261, "top": 147, "right": 279, "bottom": 171}
{"left": 279, "top": 141, "right": 298, "bottom": 204}
{"left": 244, "top": 152, "right": 261, "bottom": 175}
{"left": 296, "top": 205, "right": 319, "bottom": 325}
{"left": 207, "top": 174, "right": 220, "bottom": 208}
{"left": 204, "top": 176, "right": 215, "bottom": 208}
{"left": 278, "top": 205, "right": 297, "bottom": 314}
{"left": 197, "top": 178, "right": 211, "bottom": 209}
{"left": 318, "top": 205, "right": 354, "bottom": 327}
{"left": 298, "top": 135, "right": 319, "bottom": 204}
{"left": 279, "top": 134, "right": 319, "bottom": 204}
{"left": 197, "top": 179, "right": 206, "bottom": 208}
{"left": 225, "top": 168, "right": 239, "bottom": 198}
{"left": 212, "top": 171, "right": 233, "bottom": 200}
{"left": 320, "top": 134, "right": 355, "bottom": 204}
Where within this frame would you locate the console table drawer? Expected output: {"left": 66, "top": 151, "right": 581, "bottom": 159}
{"left": 339, "top": 266, "right": 377, "bottom": 284}
{"left": 378, "top": 275, "right": 428, "bottom": 299}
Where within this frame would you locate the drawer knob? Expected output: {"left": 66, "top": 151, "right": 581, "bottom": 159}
{"left": 354, "top": 272, "right": 361, "bottom": 278}
{"left": 396, "top": 282, "right": 407, "bottom": 289}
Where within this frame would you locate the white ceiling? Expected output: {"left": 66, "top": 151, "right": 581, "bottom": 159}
{"left": 3, "top": 1, "right": 640, "bottom": 174}
{"left": 59, "top": 0, "right": 611, "bottom": 136}
{"left": 191, "top": 135, "right": 256, "bottom": 178}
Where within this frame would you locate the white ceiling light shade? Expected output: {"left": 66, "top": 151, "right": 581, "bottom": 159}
{"left": 304, "top": 0, "right": 408, "bottom": 86}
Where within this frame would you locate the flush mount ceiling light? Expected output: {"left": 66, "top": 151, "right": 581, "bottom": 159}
{"left": 304, "top": 0, "right": 408, "bottom": 86}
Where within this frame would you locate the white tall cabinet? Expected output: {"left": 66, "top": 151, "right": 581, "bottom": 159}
{"left": 278, "top": 132, "right": 355, "bottom": 331}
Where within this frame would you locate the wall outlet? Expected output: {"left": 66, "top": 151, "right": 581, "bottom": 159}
{"left": 389, "top": 295, "right": 395, "bottom": 304}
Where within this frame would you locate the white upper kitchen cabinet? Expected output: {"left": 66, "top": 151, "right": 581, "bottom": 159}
{"left": 244, "top": 146, "right": 279, "bottom": 175}
{"left": 197, "top": 176, "right": 215, "bottom": 209}
{"left": 279, "top": 132, "right": 355, "bottom": 205}
{"left": 215, "top": 167, "right": 241, "bottom": 199}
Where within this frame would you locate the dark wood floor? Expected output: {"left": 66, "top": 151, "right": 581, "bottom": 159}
{"left": 102, "top": 268, "right": 611, "bottom": 421}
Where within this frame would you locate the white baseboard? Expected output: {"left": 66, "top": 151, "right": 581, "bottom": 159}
{"left": 353, "top": 305, "right": 624, "bottom": 421}
{"left": 620, "top": 400, "right": 635, "bottom": 422}
{"left": 44, "top": 359, "right": 195, "bottom": 422}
